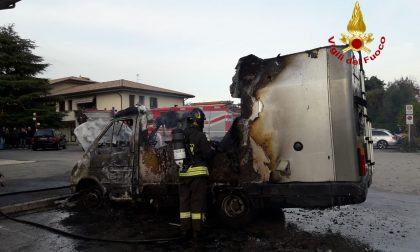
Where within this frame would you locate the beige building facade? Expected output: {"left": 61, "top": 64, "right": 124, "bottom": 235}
{"left": 49, "top": 77, "right": 194, "bottom": 142}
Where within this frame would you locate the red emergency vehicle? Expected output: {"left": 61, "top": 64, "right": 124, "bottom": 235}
{"left": 147, "top": 102, "right": 240, "bottom": 141}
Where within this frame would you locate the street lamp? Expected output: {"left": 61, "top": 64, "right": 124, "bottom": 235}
{"left": 33, "top": 112, "right": 38, "bottom": 130}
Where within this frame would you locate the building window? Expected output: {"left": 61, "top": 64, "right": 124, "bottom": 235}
{"left": 59, "top": 101, "right": 65, "bottom": 112}
{"left": 139, "top": 96, "right": 145, "bottom": 105}
{"left": 150, "top": 97, "right": 158, "bottom": 108}
{"left": 129, "top": 95, "right": 135, "bottom": 107}
{"left": 68, "top": 100, "right": 72, "bottom": 111}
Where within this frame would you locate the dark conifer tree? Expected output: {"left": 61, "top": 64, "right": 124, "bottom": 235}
{"left": 0, "top": 24, "right": 64, "bottom": 128}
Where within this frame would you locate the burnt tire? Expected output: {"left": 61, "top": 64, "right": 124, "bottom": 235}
{"left": 377, "top": 140, "right": 388, "bottom": 149}
{"left": 81, "top": 186, "right": 104, "bottom": 210}
{"left": 216, "top": 191, "right": 253, "bottom": 228}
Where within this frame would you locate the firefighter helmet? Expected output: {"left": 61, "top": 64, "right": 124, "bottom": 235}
{"left": 188, "top": 108, "right": 206, "bottom": 129}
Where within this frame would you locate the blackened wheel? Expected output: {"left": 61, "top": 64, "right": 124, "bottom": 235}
{"left": 377, "top": 140, "right": 388, "bottom": 149}
{"left": 81, "top": 187, "right": 104, "bottom": 210}
{"left": 216, "top": 191, "right": 253, "bottom": 228}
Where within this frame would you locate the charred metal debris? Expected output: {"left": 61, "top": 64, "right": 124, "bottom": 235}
{"left": 71, "top": 53, "right": 290, "bottom": 201}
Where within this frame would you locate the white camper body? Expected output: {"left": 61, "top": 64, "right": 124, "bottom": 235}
{"left": 239, "top": 46, "right": 374, "bottom": 185}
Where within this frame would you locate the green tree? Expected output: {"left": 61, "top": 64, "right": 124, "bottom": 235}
{"left": 375, "top": 77, "right": 419, "bottom": 132}
{"left": 365, "top": 76, "right": 385, "bottom": 125}
{"left": 0, "top": 24, "right": 64, "bottom": 129}
{"left": 381, "top": 78, "right": 418, "bottom": 119}
{"left": 365, "top": 75, "right": 385, "bottom": 92}
{"left": 366, "top": 88, "right": 385, "bottom": 124}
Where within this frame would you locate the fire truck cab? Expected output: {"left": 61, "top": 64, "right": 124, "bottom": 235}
{"left": 147, "top": 102, "right": 240, "bottom": 142}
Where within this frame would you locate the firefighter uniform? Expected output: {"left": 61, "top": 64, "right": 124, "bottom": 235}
{"left": 179, "top": 109, "right": 213, "bottom": 237}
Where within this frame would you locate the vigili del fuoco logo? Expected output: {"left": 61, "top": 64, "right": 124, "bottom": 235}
{"left": 328, "top": 1, "right": 386, "bottom": 65}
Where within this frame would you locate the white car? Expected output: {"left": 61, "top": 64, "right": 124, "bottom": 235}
{"left": 372, "top": 129, "right": 399, "bottom": 149}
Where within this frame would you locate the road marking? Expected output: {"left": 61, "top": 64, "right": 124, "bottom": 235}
{"left": 0, "top": 225, "right": 11, "bottom": 231}
{"left": 0, "top": 160, "right": 35, "bottom": 166}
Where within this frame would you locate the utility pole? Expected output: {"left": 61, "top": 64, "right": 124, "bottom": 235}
{"left": 406, "top": 105, "right": 414, "bottom": 148}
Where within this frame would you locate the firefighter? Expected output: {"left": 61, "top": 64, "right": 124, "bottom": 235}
{"left": 179, "top": 108, "right": 213, "bottom": 238}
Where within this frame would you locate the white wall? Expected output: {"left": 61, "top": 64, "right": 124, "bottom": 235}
{"left": 62, "top": 111, "right": 75, "bottom": 122}
{"left": 58, "top": 91, "right": 186, "bottom": 114}
{"left": 96, "top": 93, "right": 122, "bottom": 111}
{"left": 145, "top": 94, "right": 185, "bottom": 108}
{"left": 119, "top": 91, "right": 185, "bottom": 110}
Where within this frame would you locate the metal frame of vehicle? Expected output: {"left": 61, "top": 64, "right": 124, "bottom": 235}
{"left": 71, "top": 46, "right": 374, "bottom": 225}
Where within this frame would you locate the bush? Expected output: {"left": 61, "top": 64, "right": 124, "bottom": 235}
{"left": 400, "top": 136, "right": 420, "bottom": 152}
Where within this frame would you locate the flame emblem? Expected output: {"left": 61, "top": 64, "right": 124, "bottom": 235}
{"left": 340, "top": 1, "right": 374, "bottom": 53}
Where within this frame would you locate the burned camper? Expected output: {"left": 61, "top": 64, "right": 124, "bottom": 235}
{"left": 71, "top": 46, "right": 374, "bottom": 226}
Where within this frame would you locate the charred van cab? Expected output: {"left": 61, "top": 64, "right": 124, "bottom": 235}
{"left": 71, "top": 46, "right": 374, "bottom": 226}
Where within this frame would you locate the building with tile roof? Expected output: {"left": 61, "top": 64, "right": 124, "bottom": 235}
{"left": 48, "top": 76, "right": 194, "bottom": 142}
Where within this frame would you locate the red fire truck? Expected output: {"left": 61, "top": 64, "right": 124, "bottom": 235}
{"left": 147, "top": 102, "right": 240, "bottom": 142}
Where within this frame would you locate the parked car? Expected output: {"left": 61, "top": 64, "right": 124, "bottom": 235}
{"left": 372, "top": 128, "right": 399, "bottom": 149}
{"left": 32, "top": 129, "right": 66, "bottom": 150}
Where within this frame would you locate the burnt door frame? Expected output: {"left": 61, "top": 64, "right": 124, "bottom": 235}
{"left": 89, "top": 116, "right": 137, "bottom": 194}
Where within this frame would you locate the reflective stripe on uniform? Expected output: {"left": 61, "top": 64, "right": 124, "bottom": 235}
{"left": 180, "top": 212, "right": 191, "bottom": 219}
{"left": 191, "top": 213, "right": 201, "bottom": 220}
{"left": 179, "top": 166, "right": 209, "bottom": 177}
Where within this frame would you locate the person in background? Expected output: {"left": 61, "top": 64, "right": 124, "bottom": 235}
{"left": 26, "top": 126, "right": 34, "bottom": 149}
{"left": 4, "top": 128, "right": 10, "bottom": 149}
{"left": 12, "top": 128, "right": 19, "bottom": 148}
{"left": 0, "top": 127, "right": 5, "bottom": 150}
{"left": 19, "top": 127, "right": 27, "bottom": 149}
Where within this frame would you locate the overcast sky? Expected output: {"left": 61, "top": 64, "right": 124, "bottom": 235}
{"left": 1, "top": 0, "right": 419, "bottom": 102}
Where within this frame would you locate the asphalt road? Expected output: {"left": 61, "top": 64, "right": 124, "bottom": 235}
{"left": 0, "top": 146, "right": 81, "bottom": 206}
{"left": 0, "top": 147, "right": 420, "bottom": 251}
{"left": 0, "top": 145, "right": 82, "bottom": 192}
